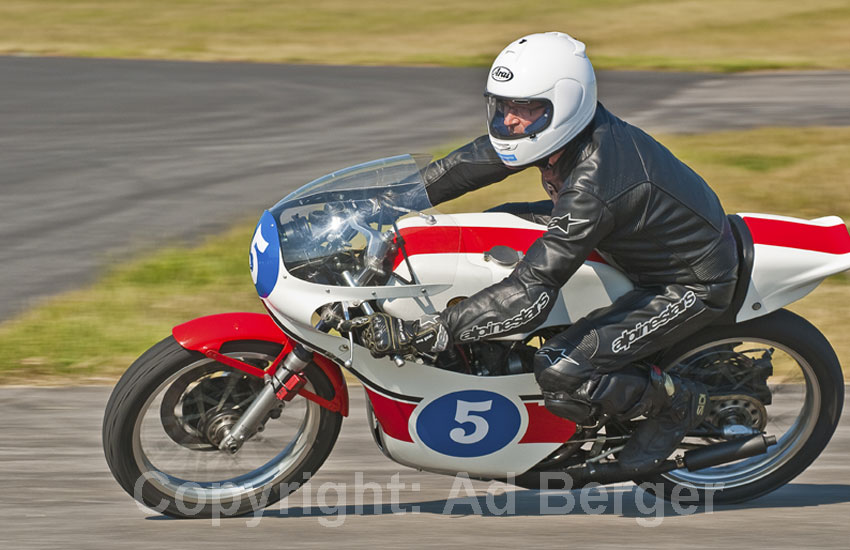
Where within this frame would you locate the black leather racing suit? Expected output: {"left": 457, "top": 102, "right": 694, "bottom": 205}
{"left": 423, "top": 103, "right": 739, "bottom": 422}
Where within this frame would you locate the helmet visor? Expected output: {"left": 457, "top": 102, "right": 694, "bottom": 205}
{"left": 486, "top": 94, "right": 553, "bottom": 140}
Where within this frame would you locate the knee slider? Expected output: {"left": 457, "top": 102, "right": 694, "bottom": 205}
{"left": 533, "top": 347, "right": 595, "bottom": 394}
{"left": 542, "top": 391, "right": 597, "bottom": 425}
{"left": 587, "top": 365, "right": 658, "bottom": 420}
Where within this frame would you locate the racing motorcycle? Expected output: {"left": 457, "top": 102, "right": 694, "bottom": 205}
{"left": 103, "top": 155, "right": 847, "bottom": 518}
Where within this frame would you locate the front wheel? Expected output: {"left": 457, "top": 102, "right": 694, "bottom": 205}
{"left": 638, "top": 309, "right": 844, "bottom": 504}
{"left": 103, "top": 337, "right": 343, "bottom": 518}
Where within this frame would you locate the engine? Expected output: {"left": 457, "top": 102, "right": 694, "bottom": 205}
{"left": 435, "top": 339, "right": 539, "bottom": 376}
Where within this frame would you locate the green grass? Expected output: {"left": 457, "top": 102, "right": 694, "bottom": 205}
{"left": 0, "top": 221, "right": 265, "bottom": 384}
{"left": 2, "top": 1, "right": 850, "bottom": 71}
{"left": 1, "top": 126, "right": 849, "bottom": 384}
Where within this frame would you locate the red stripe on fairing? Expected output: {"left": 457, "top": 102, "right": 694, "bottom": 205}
{"left": 744, "top": 217, "right": 850, "bottom": 255}
{"left": 393, "top": 226, "right": 606, "bottom": 269}
{"left": 364, "top": 388, "right": 417, "bottom": 442}
{"left": 365, "top": 389, "right": 577, "bottom": 445}
{"left": 586, "top": 251, "right": 607, "bottom": 263}
{"left": 518, "top": 402, "right": 577, "bottom": 444}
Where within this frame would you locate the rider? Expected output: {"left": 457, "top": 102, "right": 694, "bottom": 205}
{"left": 356, "top": 32, "right": 739, "bottom": 473}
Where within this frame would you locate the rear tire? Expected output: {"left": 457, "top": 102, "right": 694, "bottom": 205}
{"left": 636, "top": 309, "right": 844, "bottom": 504}
{"left": 103, "top": 336, "right": 343, "bottom": 518}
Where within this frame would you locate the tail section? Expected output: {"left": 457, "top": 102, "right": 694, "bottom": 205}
{"left": 736, "top": 213, "right": 850, "bottom": 322}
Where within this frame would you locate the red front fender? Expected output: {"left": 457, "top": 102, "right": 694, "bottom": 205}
{"left": 172, "top": 313, "right": 349, "bottom": 416}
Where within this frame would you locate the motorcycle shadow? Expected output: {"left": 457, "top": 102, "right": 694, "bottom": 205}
{"left": 258, "top": 482, "right": 850, "bottom": 520}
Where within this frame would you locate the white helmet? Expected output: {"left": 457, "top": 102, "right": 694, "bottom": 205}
{"left": 485, "top": 32, "right": 597, "bottom": 167}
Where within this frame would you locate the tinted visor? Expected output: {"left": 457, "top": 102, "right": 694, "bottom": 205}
{"left": 486, "top": 94, "right": 553, "bottom": 140}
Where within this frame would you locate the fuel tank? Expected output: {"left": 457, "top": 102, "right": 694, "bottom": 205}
{"left": 380, "top": 212, "right": 634, "bottom": 339}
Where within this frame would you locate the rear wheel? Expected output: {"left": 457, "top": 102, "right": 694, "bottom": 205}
{"left": 636, "top": 309, "right": 844, "bottom": 504}
{"left": 103, "top": 337, "right": 343, "bottom": 518}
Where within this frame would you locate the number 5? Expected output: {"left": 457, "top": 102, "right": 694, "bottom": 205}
{"left": 449, "top": 400, "right": 492, "bottom": 444}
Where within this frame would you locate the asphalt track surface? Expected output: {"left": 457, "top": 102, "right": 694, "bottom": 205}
{"left": 1, "top": 387, "right": 848, "bottom": 549}
{"left": 2, "top": 58, "right": 850, "bottom": 548}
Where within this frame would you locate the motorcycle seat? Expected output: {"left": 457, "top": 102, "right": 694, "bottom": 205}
{"left": 712, "top": 214, "right": 755, "bottom": 325}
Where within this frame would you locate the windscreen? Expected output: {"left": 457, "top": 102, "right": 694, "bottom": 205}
{"left": 268, "top": 155, "right": 435, "bottom": 286}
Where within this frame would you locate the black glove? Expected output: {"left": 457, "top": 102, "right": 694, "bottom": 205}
{"left": 344, "top": 313, "right": 449, "bottom": 358}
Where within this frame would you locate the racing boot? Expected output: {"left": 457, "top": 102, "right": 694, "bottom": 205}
{"left": 615, "top": 366, "right": 709, "bottom": 474}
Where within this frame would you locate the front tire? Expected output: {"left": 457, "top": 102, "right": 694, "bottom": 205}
{"left": 103, "top": 337, "right": 343, "bottom": 518}
{"left": 638, "top": 309, "right": 844, "bottom": 504}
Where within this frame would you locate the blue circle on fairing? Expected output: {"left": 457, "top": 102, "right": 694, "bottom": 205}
{"left": 250, "top": 210, "right": 280, "bottom": 298}
{"left": 415, "top": 390, "right": 522, "bottom": 457}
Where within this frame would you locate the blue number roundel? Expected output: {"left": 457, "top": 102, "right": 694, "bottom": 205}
{"left": 249, "top": 211, "right": 280, "bottom": 298}
{"left": 415, "top": 390, "right": 522, "bottom": 457}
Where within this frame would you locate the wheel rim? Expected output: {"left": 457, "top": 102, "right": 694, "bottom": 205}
{"left": 660, "top": 337, "right": 821, "bottom": 490}
{"left": 131, "top": 350, "right": 322, "bottom": 505}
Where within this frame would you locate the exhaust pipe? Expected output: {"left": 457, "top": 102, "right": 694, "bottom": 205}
{"left": 563, "top": 434, "right": 777, "bottom": 487}
{"left": 683, "top": 433, "right": 777, "bottom": 471}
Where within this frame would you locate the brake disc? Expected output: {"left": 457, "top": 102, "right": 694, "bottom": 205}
{"left": 159, "top": 367, "right": 265, "bottom": 450}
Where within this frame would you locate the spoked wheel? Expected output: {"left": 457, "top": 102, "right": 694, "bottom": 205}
{"left": 103, "top": 337, "right": 343, "bottom": 518}
{"left": 637, "top": 309, "right": 844, "bottom": 504}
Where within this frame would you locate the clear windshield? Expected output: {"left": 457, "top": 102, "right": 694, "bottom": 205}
{"left": 268, "top": 155, "right": 436, "bottom": 286}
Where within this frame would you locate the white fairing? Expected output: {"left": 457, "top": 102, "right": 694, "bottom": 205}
{"left": 263, "top": 290, "right": 573, "bottom": 475}
{"left": 736, "top": 213, "right": 850, "bottom": 322}
{"left": 260, "top": 211, "right": 633, "bottom": 477}
{"left": 262, "top": 211, "right": 849, "bottom": 478}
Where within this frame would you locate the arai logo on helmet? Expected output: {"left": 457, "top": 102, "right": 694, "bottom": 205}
{"left": 491, "top": 66, "right": 514, "bottom": 82}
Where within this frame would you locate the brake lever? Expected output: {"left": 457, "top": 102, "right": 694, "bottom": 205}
{"left": 340, "top": 270, "right": 405, "bottom": 367}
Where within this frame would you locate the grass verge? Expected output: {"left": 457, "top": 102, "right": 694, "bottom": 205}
{"left": 0, "top": 126, "right": 848, "bottom": 384}
{"left": 2, "top": 1, "right": 850, "bottom": 71}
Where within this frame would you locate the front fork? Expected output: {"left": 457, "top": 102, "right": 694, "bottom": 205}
{"left": 218, "top": 345, "right": 313, "bottom": 454}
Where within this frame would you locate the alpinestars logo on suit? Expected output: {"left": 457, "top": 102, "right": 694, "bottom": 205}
{"left": 549, "top": 212, "right": 590, "bottom": 236}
